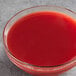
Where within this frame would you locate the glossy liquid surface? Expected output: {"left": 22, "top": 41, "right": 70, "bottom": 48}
{"left": 7, "top": 12, "right": 76, "bottom": 66}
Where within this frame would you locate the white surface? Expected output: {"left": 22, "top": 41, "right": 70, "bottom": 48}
{"left": 0, "top": 0, "right": 76, "bottom": 76}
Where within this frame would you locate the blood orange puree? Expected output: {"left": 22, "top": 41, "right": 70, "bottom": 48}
{"left": 7, "top": 11, "right": 76, "bottom": 66}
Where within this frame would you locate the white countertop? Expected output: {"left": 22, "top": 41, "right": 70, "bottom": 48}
{"left": 0, "top": 0, "right": 76, "bottom": 76}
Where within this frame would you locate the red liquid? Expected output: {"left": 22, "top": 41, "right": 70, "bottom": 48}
{"left": 7, "top": 12, "right": 76, "bottom": 66}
